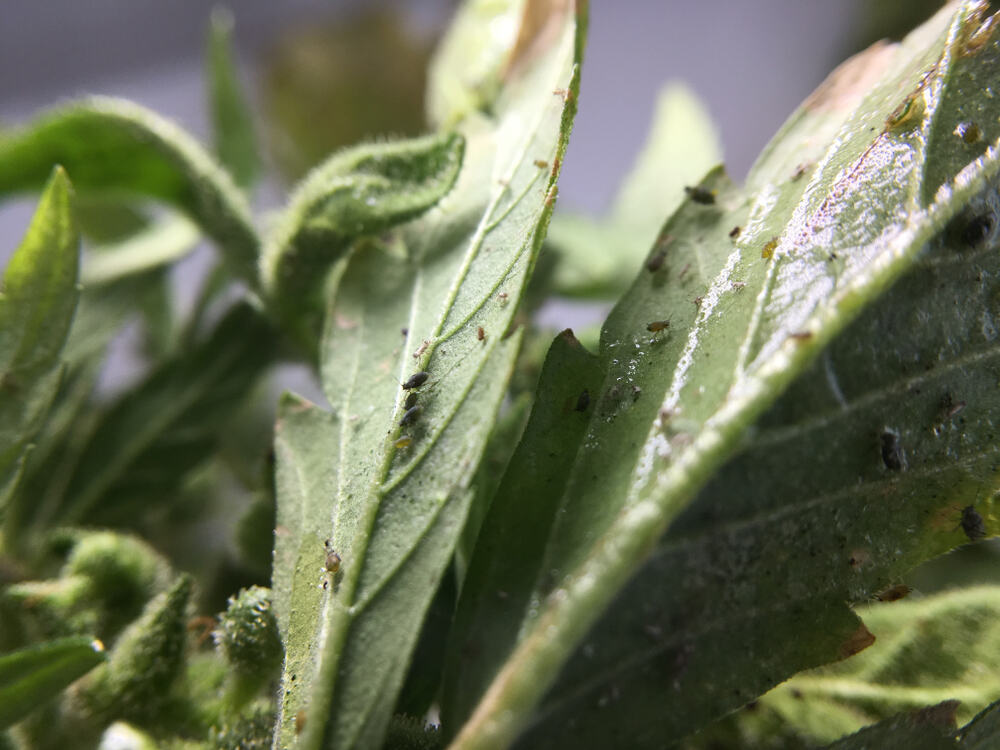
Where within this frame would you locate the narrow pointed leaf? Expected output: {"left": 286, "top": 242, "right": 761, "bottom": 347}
{"left": 0, "top": 168, "right": 79, "bottom": 515}
{"left": 546, "top": 84, "right": 721, "bottom": 298}
{"left": 0, "top": 636, "right": 105, "bottom": 728}
{"left": 206, "top": 7, "right": 260, "bottom": 188}
{"left": 271, "top": 2, "right": 585, "bottom": 747}
{"left": 717, "top": 587, "right": 1000, "bottom": 746}
{"left": 29, "top": 302, "right": 274, "bottom": 532}
{"left": 448, "top": 4, "right": 1000, "bottom": 748}
{"left": 0, "top": 98, "right": 259, "bottom": 283}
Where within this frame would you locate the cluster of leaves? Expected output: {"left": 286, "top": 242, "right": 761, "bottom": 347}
{"left": 2, "top": 1, "right": 1000, "bottom": 748}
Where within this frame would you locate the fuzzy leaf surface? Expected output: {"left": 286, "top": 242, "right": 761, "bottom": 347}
{"left": 270, "top": 2, "right": 585, "bottom": 748}
{"left": 0, "top": 97, "right": 258, "bottom": 283}
{"left": 0, "top": 636, "right": 105, "bottom": 729}
{"left": 0, "top": 168, "right": 79, "bottom": 518}
{"left": 447, "top": 4, "right": 1000, "bottom": 748}
{"left": 260, "top": 132, "right": 465, "bottom": 352}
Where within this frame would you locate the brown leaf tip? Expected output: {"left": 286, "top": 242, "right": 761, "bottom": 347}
{"left": 839, "top": 623, "right": 876, "bottom": 659}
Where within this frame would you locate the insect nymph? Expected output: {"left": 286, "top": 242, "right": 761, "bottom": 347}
{"left": 324, "top": 539, "right": 341, "bottom": 574}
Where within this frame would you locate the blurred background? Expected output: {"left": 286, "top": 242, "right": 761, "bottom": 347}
{"left": 0, "top": 1, "right": 944, "bottom": 235}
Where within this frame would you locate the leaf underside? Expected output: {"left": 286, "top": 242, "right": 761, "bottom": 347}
{"left": 446, "top": 3, "right": 1000, "bottom": 748}
{"left": 271, "top": 2, "right": 586, "bottom": 749}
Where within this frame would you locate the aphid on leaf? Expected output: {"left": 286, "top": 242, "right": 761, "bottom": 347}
{"left": 961, "top": 505, "right": 987, "bottom": 541}
{"left": 728, "top": 226, "right": 741, "bottom": 239}
{"left": 684, "top": 185, "right": 716, "bottom": 205}
{"left": 645, "top": 249, "right": 667, "bottom": 273}
{"left": 575, "top": 389, "right": 590, "bottom": 412}
{"left": 534, "top": 159, "right": 549, "bottom": 169}
{"left": 954, "top": 121, "right": 982, "bottom": 144}
{"left": 323, "top": 540, "right": 341, "bottom": 574}
{"left": 400, "top": 404, "right": 423, "bottom": 426}
{"left": 477, "top": 326, "right": 486, "bottom": 341}
{"left": 394, "top": 436, "right": 412, "bottom": 449}
{"left": 402, "top": 371, "right": 429, "bottom": 390}
{"left": 413, "top": 340, "right": 430, "bottom": 359}
{"left": 880, "top": 429, "right": 906, "bottom": 472}
{"left": 404, "top": 392, "right": 418, "bottom": 410}
{"left": 296, "top": 710, "right": 307, "bottom": 735}
{"left": 646, "top": 320, "right": 670, "bottom": 332}
{"left": 761, "top": 238, "right": 778, "bottom": 260}
{"left": 875, "top": 583, "right": 911, "bottom": 602}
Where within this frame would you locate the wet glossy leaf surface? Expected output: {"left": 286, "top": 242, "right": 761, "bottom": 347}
{"left": 446, "top": 4, "right": 1000, "bottom": 748}
{"left": 270, "top": 2, "right": 585, "bottom": 748}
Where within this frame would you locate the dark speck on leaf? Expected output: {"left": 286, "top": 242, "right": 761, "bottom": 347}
{"left": 961, "top": 505, "right": 986, "bottom": 541}
{"left": 404, "top": 392, "right": 418, "bottom": 410}
{"left": 729, "top": 226, "right": 741, "bottom": 239}
{"left": 962, "top": 213, "right": 993, "bottom": 247}
{"left": 880, "top": 430, "right": 906, "bottom": 471}
{"left": 402, "top": 371, "right": 429, "bottom": 389}
{"left": 575, "top": 389, "right": 590, "bottom": 412}
{"left": 400, "top": 405, "right": 423, "bottom": 425}
{"left": 645, "top": 249, "right": 666, "bottom": 272}
{"left": 684, "top": 185, "right": 716, "bottom": 205}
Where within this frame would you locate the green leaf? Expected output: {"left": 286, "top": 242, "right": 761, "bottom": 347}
{"left": 446, "top": 4, "right": 1000, "bottom": 748}
{"left": 0, "top": 167, "right": 79, "bottom": 519}
{"left": 24, "top": 302, "right": 275, "bottom": 534}
{"left": 77, "top": 575, "right": 192, "bottom": 724}
{"left": 961, "top": 699, "right": 1000, "bottom": 749}
{"left": 206, "top": 7, "right": 259, "bottom": 189}
{"left": 81, "top": 215, "right": 200, "bottom": 287}
{"left": 270, "top": 1, "right": 585, "bottom": 747}
{"left": 0, "top": 636, "right": 106, "bottom": 729}
{"left": 544, "top": 83, "right": 721, "bottom": 298}
{"left": 0, "top": 98, "right": 259, "bottom": 284}
{"left": 824, "top": 702, "right": 959, "bottom": 750}
{"left": 721, "top": 587, "right": 1000, "bottom": 746}
{"left": 260, "top": 132, "right": 465, "bottom": 353}
{"left": 809, "top": 697, "right": 1000, "bottom": 749}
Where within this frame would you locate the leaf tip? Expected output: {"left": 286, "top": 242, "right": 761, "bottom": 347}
{"left": 838, "top": 623, "right": 876, "bottom": 659}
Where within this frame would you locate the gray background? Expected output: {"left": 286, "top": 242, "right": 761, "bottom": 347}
{"left": 0, "top": 1, "right": 865, "bottom": 225}
{"left": 0, "top": 1, "right": 871, "bottom": 389}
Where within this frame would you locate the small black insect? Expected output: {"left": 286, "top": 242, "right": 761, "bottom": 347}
{"left": 404, "top": 392, "right": 419, "bottom": 410}
{"left": 962, "top": 213, "right": 993, "bottom": 247}
{"left": 961, "top": 505, "right": 987, "bottom": 541}
{"left": 402, "top": 371, "right": 429, "bottom": 390}
{"left": 645, "top": 249, "right": 666, "bottom": 272}
{"left": 879, "top": 430, "right": 906, "bottom": 472}
{"left": 728, "top": 226, "right": 741, "bottom": 239}
{"left": 400, "top": 404, "right": 423, "bottom": 426}
{"left": 575, "top": 389, "right": 590, "bottom": 412}
{"left": 684, "top": 185, "right": 716, "bottom": 205}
